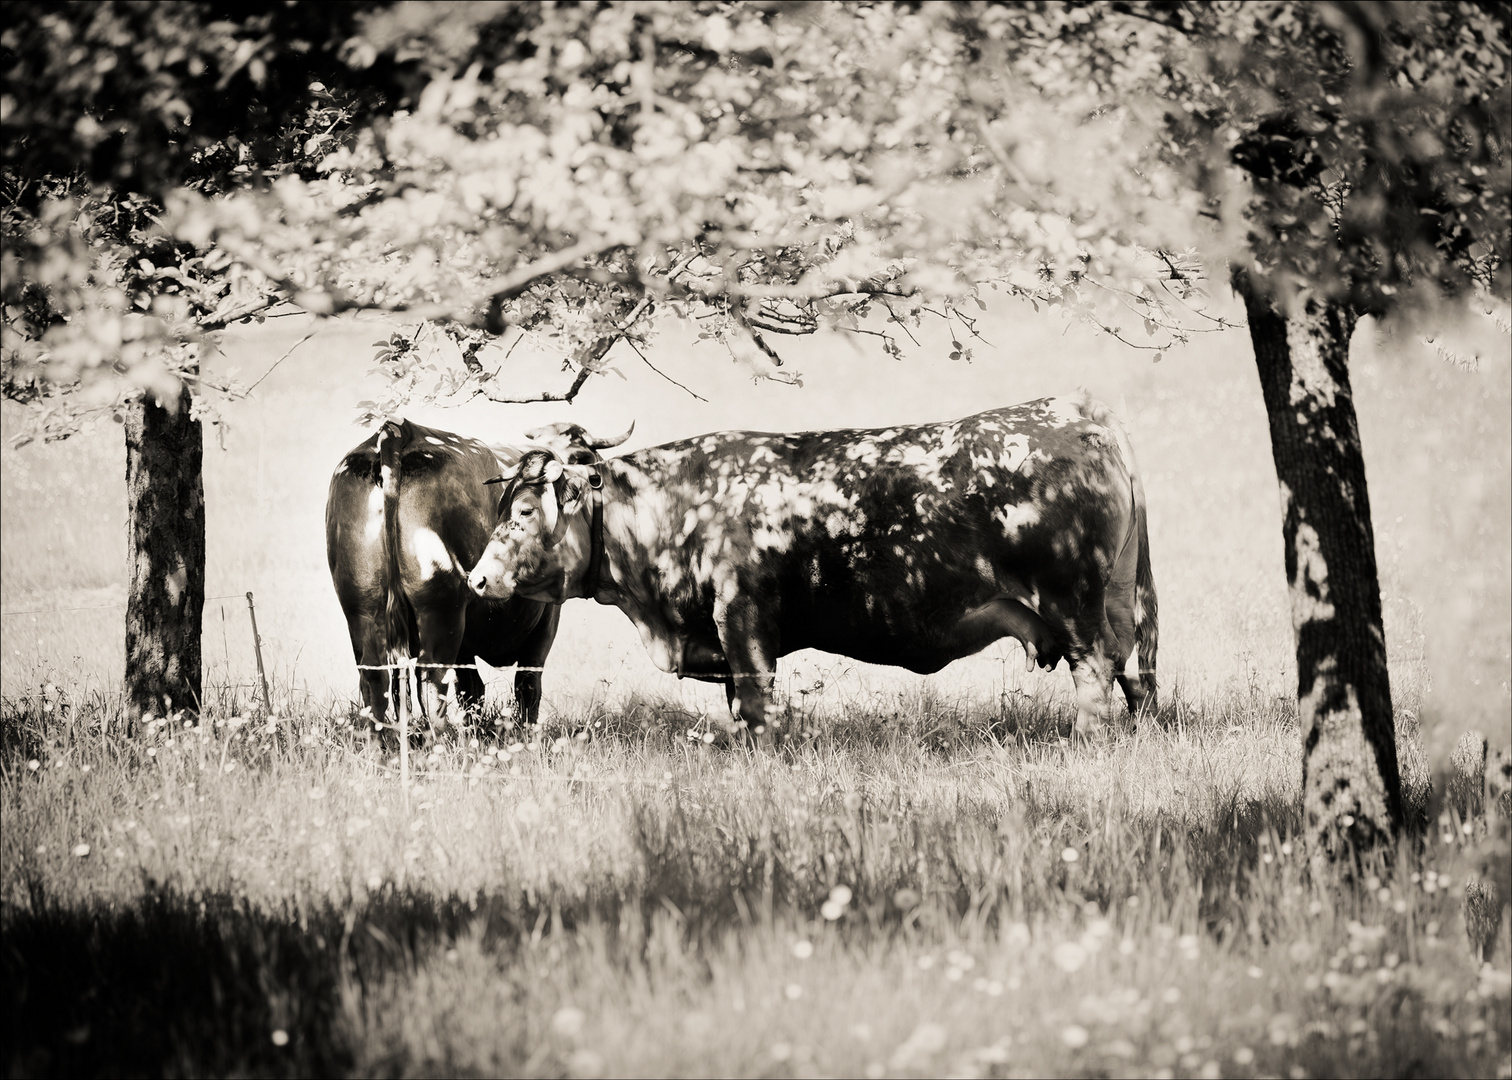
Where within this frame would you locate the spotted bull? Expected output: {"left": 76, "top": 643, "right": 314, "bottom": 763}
{"left": 467, "top": 395, "right": 1157, "bottom": 736}
{"left": 326, "top": 419, "right": 562, "bottom": 732}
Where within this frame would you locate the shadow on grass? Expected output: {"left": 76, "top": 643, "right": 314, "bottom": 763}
{"left": 2, "top": 787, "right": 1312, "bottom": 1079}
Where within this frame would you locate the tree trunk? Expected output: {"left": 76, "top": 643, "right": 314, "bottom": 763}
{"left": 123, "top": 383, "right": 205, "bottom": 730}
{"left": 1233, "top": 271, "right": 1402, "bottom": 878}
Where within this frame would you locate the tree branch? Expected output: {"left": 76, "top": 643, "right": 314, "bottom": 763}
{"left": 624, "top": 336, "right": 709, "bottom": 402}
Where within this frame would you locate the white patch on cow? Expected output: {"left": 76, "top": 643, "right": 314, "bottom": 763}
{"left": 425, "top": 436, "right": 444, "bottom": 446}
{"left": 845, "top": 440, "right": 881, "bottom": 465}
{"left": 998, "top": 436, "right": 1030, "bottom": 471}
{"left": 752, "top": 526, "right": 791, "bottom": 553}
{"left": 994, "top": 501, "right": 1042, "bottom": 539}
{"left": 410, "top": 527, "right": 454, "bottom": 581}
{"left": 333, "top": 461, "right": 347, "bottom": 476}
{"left": 1047, "top": 396, "right": 1088, "bottom": 426}
{"left": 364, "top": 485, "right": 385, "bottom": 543}
{"left": 1123, "top": 644, "right": 1141, "bottom": 679}
{"left": 975, "top": 555, "right": 995, "bottom": 583}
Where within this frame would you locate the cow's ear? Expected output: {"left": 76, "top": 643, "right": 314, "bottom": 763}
{"left": 559, "top": 474, "right": 589, "bottom": 515}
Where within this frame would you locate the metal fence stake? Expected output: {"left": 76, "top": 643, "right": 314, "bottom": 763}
{"left": 245, "top": 591, "right": 273, "bottom": 713}
{"left": 398, "top": 658, "right": 411, "bottom": 810}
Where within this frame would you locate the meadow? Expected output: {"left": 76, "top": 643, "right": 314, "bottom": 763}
{"left": 2, "top": 305, "right": 1508, "bottom": 1077}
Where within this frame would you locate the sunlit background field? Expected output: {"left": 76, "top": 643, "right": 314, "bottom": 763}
{"left": 2, "top": 299, "right": 1509, "bottom": 1077}
{"left": 3, "top": 295, "right": 1507, "bottom": 753}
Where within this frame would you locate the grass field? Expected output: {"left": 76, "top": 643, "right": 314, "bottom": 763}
{"left": 2, "top": 306, "right": 1509, "bottom": 1076}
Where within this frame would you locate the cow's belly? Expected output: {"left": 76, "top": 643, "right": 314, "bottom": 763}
{"left": 783, "top": 576, "right": 1055, "bottom": 675}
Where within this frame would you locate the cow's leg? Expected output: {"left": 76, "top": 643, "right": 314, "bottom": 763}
{"left": 354, "top": 630, "right": 399, "bottom": 751}
{"left": 1068, "top": 598, "right": 1122, "bottom": 738}
{"left": 415, "top": 605, "right": 468, "bottom": 738}
{"left": 451, "top": 661, "right": 487, "bottom": 713}
{"left": 1104, "top": 524, "right": 1150, "bottom": 718}
{"left": 511, "top": 605, "right": 560, "bottom": 727}
{"left": 1070, "top": 645, "right": 1117, "bottom": 738}
{"left": 715, "top": 595, "right": 780, "bottom": 744}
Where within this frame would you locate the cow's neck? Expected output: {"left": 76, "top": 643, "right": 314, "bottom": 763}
{"left": 592, "top": 462, "right": 688, "bottom": 674}
{"left": 580, "top": 462, "right": 607, "bottom": 602}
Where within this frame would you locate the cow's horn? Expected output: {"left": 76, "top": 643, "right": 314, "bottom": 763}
{"left": 584, "top": 420, "right": 634, "bottom": 449}
{"left": 524, "top": 420, "right": 635, "bottom": 450}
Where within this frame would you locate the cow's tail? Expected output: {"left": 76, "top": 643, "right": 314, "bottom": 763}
{"left": 1074, "top": 391, "right": 1158, "bottom": 710}
{"left": 378, "top": 419, "right": 413, "bottom": 686}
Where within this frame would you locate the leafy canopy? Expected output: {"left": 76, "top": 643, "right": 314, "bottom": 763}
{"left": 3, "top": 1, "right": 1507, "bottom": 437}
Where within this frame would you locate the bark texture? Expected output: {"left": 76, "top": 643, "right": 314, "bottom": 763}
{"left": 123, "top": 385, "right": 205, "bottom": 729}
{"left": 1234, "top": 272, "right": 1402, "bottom": 876}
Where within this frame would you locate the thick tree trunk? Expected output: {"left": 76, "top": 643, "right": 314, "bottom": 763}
{"left": 123, "top": 384, "right": 205, "bottom": 730}
{"left": 1234, "top": 272, "right": 1402, "bottom": 877}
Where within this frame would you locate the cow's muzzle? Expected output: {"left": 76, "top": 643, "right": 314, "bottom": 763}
{"left": 468, "top": 544, "right": 516, "bottom": 599}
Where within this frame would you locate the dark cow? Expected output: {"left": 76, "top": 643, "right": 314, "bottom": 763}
{"left": 326, "top": 418, "right": 562, "bottom": 733}
{"left": 466, "top": 394, "right": 1157, "bottom": 737}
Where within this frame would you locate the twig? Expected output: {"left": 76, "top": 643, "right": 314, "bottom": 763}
{"left": 246, "top": 328, "right": 318, "bottom": 394}
{"left": 624, "top": 337, "right": 709, "bottom": 402}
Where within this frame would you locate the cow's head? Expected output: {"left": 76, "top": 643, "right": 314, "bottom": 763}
{"left": 467, "top": 422, "right": 631, "bottom": 602}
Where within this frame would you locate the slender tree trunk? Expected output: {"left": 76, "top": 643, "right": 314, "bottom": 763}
{"left": 1233, "top": 271, "right": 1402, "bottom": 878}
{"left": 123, "top": 383, "right": 205, "bottom": 730}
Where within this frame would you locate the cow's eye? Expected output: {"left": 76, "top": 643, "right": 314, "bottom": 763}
{"left": 518, "top": 506, "right": 534, "bottom": 517}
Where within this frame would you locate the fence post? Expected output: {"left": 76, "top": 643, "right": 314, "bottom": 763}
{"left": 245, "top": 591, "right": 272, "bottom": 713}
{"left": 398, "top": 659, "right": 411, "bottom": 809}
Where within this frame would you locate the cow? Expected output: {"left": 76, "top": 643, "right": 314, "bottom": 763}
{"left": 466, "top": 393, "right": 1157, "bottom": 738}
{"left": 325, "top": 418, "right": 564, "bottom": 736}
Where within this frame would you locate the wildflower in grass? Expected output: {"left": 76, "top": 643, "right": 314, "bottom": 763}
{"left": 1161, "top": 987, "right": 1181, "bottom": 1004}
{"left": 917, "top": 954, "right": 935, "bottom": 970}
{"left": 792, "top": 939, "right": 814, "bottom": 959}
{"left": 1233, "top": 1046, "right": 1255, "bottom": 1066}
{"left": 552, "top": 1006, "right": 586, "bottom": 1038}
{"left": 1006, "top": 922, "right": 1031, "bottom": 947}
{"left": 822, "top": 884, "right": 853, "bottom": 920}
{"left": 1198, "top": 1059, "right": 1221, "bottom": 1078}
{"left": 1246, "top": 965, "right": 1263, "bottom": 978}
{"left": 1052, "top": 941, "right": 1088, "bottom": 973}
{"left": 34, "top": 845, "right": 45, "bottom": 855}
{"left": 894, "top": 888, "right": 921, "bottom": 911}
{"left": 770, "top": 1042, "right": 793, "bottom": 1062}
{"left": 1061, "top": 846, "right": 1080, "bottom": 863}
{"left": 1061, "top": 1024, "right": 1090, "bottom": 1049}
{"left": 72, "top": 843, "right": 90, "bottom": 857}
{"left": 271, "top": 1029, "right": 289, "bottom": 1047}
{"left": 28, "top": 759, "right": 40, "bottom": 772}
{"left": 784, "top": 983, "right": 803, "bottom": 1000}
{"left": 146, "top": 748, "right": 156, "bottom": 757}
{"left": 851, "top": 1022, "right": 873, "bottom": 1042}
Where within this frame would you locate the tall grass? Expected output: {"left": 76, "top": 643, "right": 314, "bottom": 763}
{"left": 3, "top": 681, "right": 1506, "bottom": 1078}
